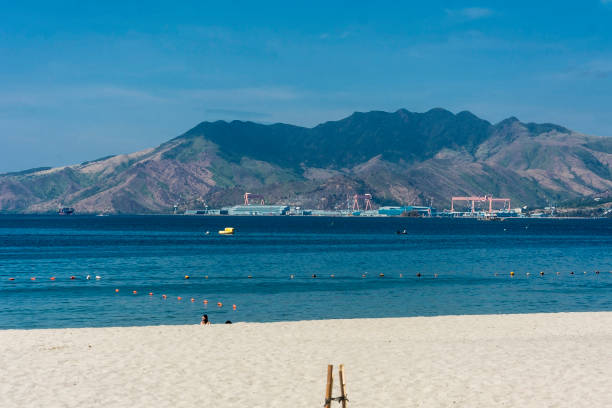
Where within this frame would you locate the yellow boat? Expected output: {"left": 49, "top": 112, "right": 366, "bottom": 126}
{"left": 218, "top": 227, "right": 235, "bottom": 235}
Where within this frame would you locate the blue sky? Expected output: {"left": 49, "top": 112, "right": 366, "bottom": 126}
{"left": 1, "top": 1, "right": 612, "bottom": 172}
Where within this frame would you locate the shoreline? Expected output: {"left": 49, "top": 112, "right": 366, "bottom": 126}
{"left": 1, "top": 212, "right": 610, "bottom": 219}
{"left": 2, "top": 311, "right": 611, "bottom": 407}
{"left": 3, "top": 309, "right": 612, "bottom": 331}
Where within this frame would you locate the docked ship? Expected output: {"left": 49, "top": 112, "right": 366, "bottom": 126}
{"left": 58, "top": 207, "right": 75, "bottom": 215}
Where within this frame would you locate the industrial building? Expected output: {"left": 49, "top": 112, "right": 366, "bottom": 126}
{"left": 378, "top": 206, "right": 434, "bottom": 216}
{"left": 225, "top": 205, "right": 290, "bottom": 216}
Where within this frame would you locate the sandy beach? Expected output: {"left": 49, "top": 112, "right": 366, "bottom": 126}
{"left": 1, "top": 312, "right": 611, "bottom": 407}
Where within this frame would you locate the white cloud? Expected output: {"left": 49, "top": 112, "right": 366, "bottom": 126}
{"left": 544, "top": 59, "right": 612, "bottom": 81}
{"left": 445, "top": 7, "right": 494, "bottom": 20}
{"left": 0, "top": 85, "right": 301, "bottom": 109}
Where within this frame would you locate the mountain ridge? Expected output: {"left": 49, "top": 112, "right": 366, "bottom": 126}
{"left": 1, "top": 108, "right": 610, "bottom": 213}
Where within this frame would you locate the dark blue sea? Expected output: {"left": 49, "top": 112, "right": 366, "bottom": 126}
{"left": 1, "top": 215, "right": 611, "bottom": 329}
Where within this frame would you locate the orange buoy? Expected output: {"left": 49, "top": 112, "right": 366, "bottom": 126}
{"left": 50, "top": 277, "right": 56, "bottom": 281}
{"left": 30, "top": 277, "right": 36, "bottom": 281}
{"left": 148, "top": 292, "right": 153, "bottom": 296}
{"left": 162, "top": 294, "right": 167, "bottom": 299}
{"left": 232, "top": 304, "right": 237, "bottom": 310}
{"left": 8, "top": 278, "right": 15, "bottom": 281}
{"left": 190, "top": 298, "right": 195, "bottom": 302}
{"left": 70, "top": 276, "right": 76, "bottom": 280}
{"left": 177, "top": 296, "right": 182, "bottom": 300}
{"left": 204, "top": 275, "right": 209, "bottom": 279}
{"left": 132, "top": 290, "right": 137, "bottom": 294}
{"left": 510, "top": 271, "right": 515, "bottom": 276}
{"left": 184, "top": 275, "right": 189, "bottom": 279}
{"left": 217, "top": 302, "right": 222, "bottom": 307}
{"left": 203, "top": 299, "right": 208, "bottom": 304}
{"left": 115, "top": 288, "right": 119, "bottom": 293}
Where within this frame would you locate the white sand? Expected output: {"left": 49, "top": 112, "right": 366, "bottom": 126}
{"left": 1, "top": 312, "right": 611, "bottom": 408}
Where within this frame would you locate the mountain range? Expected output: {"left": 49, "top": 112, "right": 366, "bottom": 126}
{"left": 1, "top": 108, "right": 611, "bottom": 213}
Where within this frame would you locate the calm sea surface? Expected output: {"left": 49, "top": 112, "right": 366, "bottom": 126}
{"left": 0, "top": 215, "right": 611, "bottom": 329}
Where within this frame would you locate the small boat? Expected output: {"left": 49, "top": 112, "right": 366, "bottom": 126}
{"left": 58, "top": 207, "right": 75, "bottom": 215}
{"left": 218, "top": 227, "right": 235, "bottom": 235}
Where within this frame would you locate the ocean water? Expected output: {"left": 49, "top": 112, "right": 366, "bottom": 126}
{"left": 0, "top": 215, "right": 611, "bottom": 329}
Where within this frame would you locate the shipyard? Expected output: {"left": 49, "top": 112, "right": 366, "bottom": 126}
{"left": 183, "top": 192, "right": 529, "bottom": 218}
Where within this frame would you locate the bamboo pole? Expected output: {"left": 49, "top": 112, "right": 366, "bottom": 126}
{"left": 324, "top": 364, "right": 334, "bottom": 408}
{"left": 338, "top": 364, "right": 348, "bottom": 408}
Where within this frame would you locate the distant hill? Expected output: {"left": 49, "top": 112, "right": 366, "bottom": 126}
{"left": 1, "top": 108, "right": 611, "bottom": 213}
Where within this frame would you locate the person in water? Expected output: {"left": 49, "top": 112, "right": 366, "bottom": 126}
{"left": 200, "top": 314, "right": 210, "bottom": 326}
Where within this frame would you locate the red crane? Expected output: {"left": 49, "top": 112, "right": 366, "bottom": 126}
{"left": 244, "top": 192, "right": 265, "bottom": 205}
{"left": 352, "top": 194, "right": 373, "bottom": 211}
